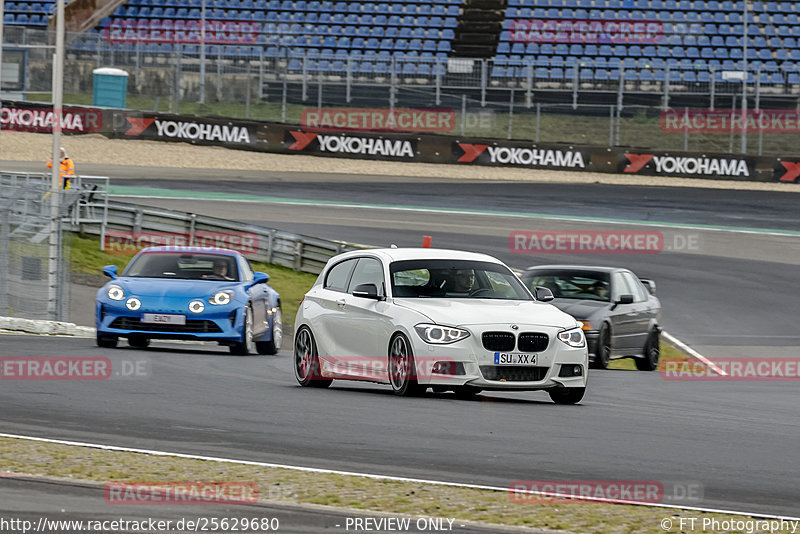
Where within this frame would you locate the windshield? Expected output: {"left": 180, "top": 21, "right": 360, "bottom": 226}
{"left": 390, "top": 259, "right": 532, "bottom": 300}
{"left": 522, "top": 270, "right": 611, "bottom": 302}
{"left": 122, "top": 253, "right": 240, "bottom": 281}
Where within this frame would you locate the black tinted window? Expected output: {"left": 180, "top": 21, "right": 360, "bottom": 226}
{"left": 324, "top": 259, "right": 356, "bottom": 291}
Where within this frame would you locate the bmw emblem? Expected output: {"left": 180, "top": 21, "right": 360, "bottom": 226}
{"left": 510, "top": 324, "right": 519, "bottom": 330}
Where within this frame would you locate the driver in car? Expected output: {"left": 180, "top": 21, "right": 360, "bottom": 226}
{"left": 452, "top": 269, "right": 476, "bottom": 293}
{"left": 205, "top": 258, "right": 234, "bottom": 281}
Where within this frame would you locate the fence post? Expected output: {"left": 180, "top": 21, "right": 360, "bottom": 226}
{"left": 302, "top": 54, "right": 308, "bottom": 101}
{"left": 246, "top": 61, "right": 251, "bottom": 119}
{"left": 572, "top": 66, "right": 578, "bottom": 110}
{"left": 507, "top": 89, "right": 514, "bottom": 139}
{"left": 461, "top": 94, "right": 466, "bottom": 136}
{"left": 535, "top": 102, "right": 541, "bottom": 142}
{"left": 216, "top": 48, "right": 223, "bottom": 102}
{"left": 317, "top": 73, "right": 323, "bottom": 114}
{"left": 663, "top": 64, "right": 670, "bottom": 111}
{"left": 282, "top": 79, "right": 287, "bottom": 122}
{"left": 294, "top": 239, "right": 303, "bottom": 271}
{"left": 710, "top": 67, "right": 716, "bottom": 110}
{"left": 683, "top": 107, "right": 689, "bottom": 151}
{"left": 390, "top": 57, "right": 397, "bottom": 111}
{"left": 267, "top": 230, "right": 275, "bottom": 264}
{"left": 526, "top": 64, "right": 532, "bottom": 108}
{"left": 258, "top": 48, "right": 264, "bottom": 100}
{"left": 608, "top": 105, "right": 614, "bottom": 146}
{"left": 616, "top": 69, "right": 624, "bottom": 146}
{"left": 435, "top": 58, "right": 441, "bottom": 106}
{"left": 346, "top": 56, "right": 352, "bottom": 103}
{"left": 0, "top": 209, "right": 8, "bottom": 316}
{"left": 481, "top": 59, "right": 487, "bottom": 107}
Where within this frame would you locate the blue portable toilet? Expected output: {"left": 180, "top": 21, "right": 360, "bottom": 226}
{"left": 92, "top": 68, "right": 129, "bottom": 108}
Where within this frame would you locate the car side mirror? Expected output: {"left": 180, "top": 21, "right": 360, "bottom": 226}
{"left": 534, "top": 286, "right": 554, "bottom": 302}
{"left": 102, "top": 265, "right": 118, "bottom": 279}
{"left": 353, "top": 283, "right": 384, "bottom": 301}
{"left": 250, "top": 272, "right": 270, "bottom": 287}
{"left": 640, "top": 279, "right": 656, "bottom": 296}
{"left": 616, "top": 294, "right": 634, "bottom": 305}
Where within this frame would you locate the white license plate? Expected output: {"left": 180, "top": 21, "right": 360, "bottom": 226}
{"left": 142, "top": 313, "right": 186, "bottom": 325}
{"left": 494, "top": 352, "right": 537, "bottom": 365}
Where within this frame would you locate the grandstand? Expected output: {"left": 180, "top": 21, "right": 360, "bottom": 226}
{"left": 3, "top": 0, "right": 800, "bottom": 95}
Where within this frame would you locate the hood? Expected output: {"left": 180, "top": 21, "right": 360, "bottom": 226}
{"left": 394, "top": 298, "right": 575, "bottom": 328}
{"left": 549, "top": 298, "right": 611, "bottom": 319}
{"left": 113, "top": 278, "right": 239, "bottom": 299}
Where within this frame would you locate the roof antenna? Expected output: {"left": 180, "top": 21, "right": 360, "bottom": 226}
{"left": 390, "top": 244, "right": 398, "bottom": 249}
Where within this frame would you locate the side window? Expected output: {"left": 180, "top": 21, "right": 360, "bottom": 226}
{"left": 612, "top": 272, "right": 633, "bottom": 301}
{"left": 622, "top": 272, "right": 648, "bottom": 302}
{"left": 346, "top": 258, "right": 385, "bottom": 296}
{"left": 239, "top": 257, "right": 254, "bottom": 282}
{"left": 324, "top": 259, "right": 356, "bottom": 291}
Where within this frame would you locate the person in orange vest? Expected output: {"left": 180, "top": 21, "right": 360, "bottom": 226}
{"left": 46, "top": 147, "right": 75, "bottom": 189}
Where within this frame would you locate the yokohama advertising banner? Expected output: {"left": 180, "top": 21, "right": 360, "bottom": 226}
{"left": 283, "top": 129, "right": 419, "bottom": 160}
{"left": 617, "top": 151, "right": 756, "bottom": 179}
{"left": 453, "top": 141, "right": 591, "bottom": 170}
{"left": 110, "top": 111, "right": 265, "bottom": 150}
{"left": 0, "top": 101, "right": 104, "bottom": 133}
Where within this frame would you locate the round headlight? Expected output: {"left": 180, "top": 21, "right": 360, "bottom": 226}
{"left": 126, "top": 297, "right": 141, "bottom": 311}
{"left": 189, "top": 300, "right": 205, "bottom": 314}
{"left": 107, "top": 285, "right": 125, "bottom": 301}
{"left": 209, "top": 290, "right": 233, "bottom": 306}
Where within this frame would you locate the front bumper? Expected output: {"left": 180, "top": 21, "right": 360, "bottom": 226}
{"left": 96, "top": 299, "right": 243, "bottom": 342}
{"left": 409, "top": 324, "right": 588, "bottom": 391}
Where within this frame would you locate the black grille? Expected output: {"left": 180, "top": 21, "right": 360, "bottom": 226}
{"left": 109, "top": 317, "right": 222, "bottom": 333}
{"left": 480, "top": 366, "right": 549, "bottom": 382}
{"left": 518, "top": 332, "right": 549, "bottom": 352}
{"left": 482, "top": 332, "right": 515, "bottom": 352}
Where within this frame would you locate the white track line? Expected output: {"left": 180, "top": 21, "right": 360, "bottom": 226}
{"left": 663, "top": 331, "right": 727, "bottom": 376}
{"left": 2, "top": 432, "right": 796, "bottom": 521}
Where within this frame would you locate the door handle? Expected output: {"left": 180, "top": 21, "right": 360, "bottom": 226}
{"left": 336, "top": 299, "right": 346, "bottom": 308}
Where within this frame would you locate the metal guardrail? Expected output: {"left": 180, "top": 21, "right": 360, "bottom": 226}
{"left": 78, "top": 200, "right": 370, "bottom": 274}
{"left": 1, "top": 170, "right": 369, "bottom": 275}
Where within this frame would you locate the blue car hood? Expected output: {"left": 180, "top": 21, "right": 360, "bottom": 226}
{"left": 115, "top": 277, "right": 240, "bottom": 299}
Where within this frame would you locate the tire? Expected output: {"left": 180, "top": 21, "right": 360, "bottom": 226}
{"left": 127, "top": 335, "right": 150, "bottom": 349}
{"left": 294, "top": 326, "right": 331, "bottom": 388}
{"left": 453, "top": 385, "right": 482, "bottom": 400}
{"left": 388, "top": 334, "right": 425, "bottom": 397}
{"left": 548, "top": 387, "right": 586, "bottom": 405}
{"left": 230, "top": 304, "right": 257, "bottom": 355}
{"left": 96, "top": 334, "right": 118, "bottom": 348}
{"left": 591, "top": 325, "right": 611, "bottom": 369}
{"left": 256, "top": 305, "right": 282, "bottom": 355}
{"left": 636, "top": 329, "right": 660, "bottom": 371}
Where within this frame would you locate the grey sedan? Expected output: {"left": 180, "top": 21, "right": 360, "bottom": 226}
{"left": 520, "top": 265, "right": 662, "bottom": 371}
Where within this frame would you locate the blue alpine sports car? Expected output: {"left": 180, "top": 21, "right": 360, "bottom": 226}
{"left": 96, "top": 246, "right": 282, "bottom": 355}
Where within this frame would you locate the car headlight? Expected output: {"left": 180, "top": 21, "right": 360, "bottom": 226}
{"left": 126, "top": 297, "right": 141, "bottom": 311}
{"left": 558, "top": 326, "right": 586, "bottom": 348}
{"left": 209, "top": 290, "right": 234, "bottom": 305}
{"left": 107, "top": 285, "right": 125, "bottom": 301}
{"left": 188, "top": 300, "right": 205, "bottom": 314}
{"left": 414, "top": 323, "right": 470, "bottom": 344}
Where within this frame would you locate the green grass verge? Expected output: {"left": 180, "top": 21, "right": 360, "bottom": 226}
{"left": 608, "top": 342, "right": 688, "bottom": 371}
{"left": 0, "top": 436, "right": 774, "bottom": 533}
{"left": 29, "top": 92, "right": 800, "bottom": 156}
{"left": 66, "top": 233, "right": 318, "bottom": 327}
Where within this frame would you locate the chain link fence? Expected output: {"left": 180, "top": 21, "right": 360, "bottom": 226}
{"left": 0, "top": 173, "right": 70, "bottom": 322}
{"left": 4, "top": 27, "right": 800, "bottom": 155}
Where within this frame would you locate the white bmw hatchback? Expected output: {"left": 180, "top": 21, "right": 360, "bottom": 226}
{"left": 293, "top": 248, "right": 589, "bottom": 404}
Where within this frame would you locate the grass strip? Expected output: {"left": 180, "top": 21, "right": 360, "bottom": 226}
{"left": 0, "top": 436, "right": 778, "bottom": 533}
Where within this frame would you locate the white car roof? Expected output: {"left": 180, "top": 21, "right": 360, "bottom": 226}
{"left": 331, "top": 247, "right": 505, "bottom": 265}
